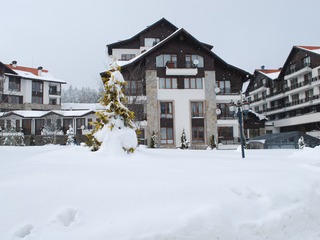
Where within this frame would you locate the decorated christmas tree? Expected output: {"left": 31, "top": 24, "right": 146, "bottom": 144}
{"left": 87, "top": 61, "right": 137, "bottom": 154}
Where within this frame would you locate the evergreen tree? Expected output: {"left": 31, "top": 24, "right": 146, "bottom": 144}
{"left": 180, "top": 129, "right": 189, "bottom": 149}
{"left": 150, "top": 131, "right": 157, "bottom": 148}
{"left": 209, "top": 134, "right": 217, "bottom": 150}
{"left": 87, "top": 62, "right": 137, "bottom": 153}
{"left": 66, "top": 125, "right": 75, "bottom": 145}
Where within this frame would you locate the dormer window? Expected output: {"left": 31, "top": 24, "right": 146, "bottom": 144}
{"left": 303, "top": 56, "right": 311, "bottom": 67}
{"left": 121, "top": 54, "right": 136, "bottom": 61}
{"left": 145, "top": 38, "right": 160, "bottom": 47}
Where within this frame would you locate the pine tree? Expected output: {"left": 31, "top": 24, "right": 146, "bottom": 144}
{"left": 209, "top": 134, "right": 217, "bottom": 150}
{"left": 150, "top": 131, "right": 157, "bottom": 148}
{"left": 87, "top": 62, "right": 137, "bottom": 153}
{"left": 180, "top": 129, "right": 189, "bottom": 149}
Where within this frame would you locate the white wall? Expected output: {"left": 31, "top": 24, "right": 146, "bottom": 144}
{"left": 112, "top": 49, "right": 141, "bottom": 61}
{"left": 157, "top": 81, "right": 205, "bottom": 147}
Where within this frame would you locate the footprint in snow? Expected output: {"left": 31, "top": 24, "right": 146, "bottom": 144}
{"left": 53, "top": 207, "right": 78, "bottom": 227}
{"left": 14, "top": 224, "right": 33, "bottom": 238}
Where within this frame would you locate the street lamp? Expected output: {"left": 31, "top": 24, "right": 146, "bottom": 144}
{"left": 229, "top": 99, "right": 250, "bottom": 158}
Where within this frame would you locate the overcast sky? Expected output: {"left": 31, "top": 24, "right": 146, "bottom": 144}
{"left": 1, "top": 0, "right": 320, "bottom": 89}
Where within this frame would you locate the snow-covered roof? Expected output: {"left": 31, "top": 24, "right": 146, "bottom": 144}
{"left": 1, "top": 110, "right": 97, "bottom": 118}
{"left": 101, "top": 29, "right": 182, "bottom": 73}
{"left": 296, "top": 46, "right": 320, "bottom": 55}
{"left": 5, "top": 64, "right": 66, "bottom": 84}
{"left": 61, "top": 103, "right": 106, "bottom": 111}
{"left": 249, "top": 110, "right": 268, "bottom": 121}
{"left": 257, "top": 69, "right": 281, "bottom": 80}
{"left": 242, "top": 80, "right": 250, "bottom": 93}
{"left": 53, "top": 110, "right": 96, "bottom": 117}
{"left": 6, "top": 110, "right": 50, "bottom": 118}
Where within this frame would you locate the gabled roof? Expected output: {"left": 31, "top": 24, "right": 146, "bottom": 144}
{"left": 107, "top": 18, "right": 213, "bottom": 56}
{"left": 1, "top": 110, "right": 96, "bottom": 118}
{"left": 255, "top": 69, "right": 281, "bottom": 80}
{"left": 6, "top": 65, "right": 48, "bottom": 76}
{"left": 296, "top": 45, "right": 320, "bottom": 54}
{"left": 4, "top": 63, "right": 66, "bottom": 84}
{"left": 102, "top": 27, "right": 249, "bottom": 78}
{"left": 278, "top": 45, "right": 320, "bottom": 79}
{"left": 107, "top": 18, "right": 178, "bottom": 55}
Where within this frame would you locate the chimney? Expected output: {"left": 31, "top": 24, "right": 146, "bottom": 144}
{"left": 11, "top": 61, "right": 17, "bottom": 68}
{"left": 37, "top": 66, "right": 43, "bottom": 76}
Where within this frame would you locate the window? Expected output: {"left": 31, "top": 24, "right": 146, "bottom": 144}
{"left": 49, "top": 85, "right": 60, "bottom": 95}
{"left": 191, "top": 102, "right": 204, "bottom": 118}
{"left": 16, "top": 119, "right": 20, "bottom": 130}
{"left": 262, "top": 103, "right": 267, "bottom": 111}
{"left": 156, "top": 54, "right": 177, "bottom": 68}
{"left": 87, "top": 118, "right": 93, "bottom": 130}
{"left": 184, "top": 78, "right": 203, "bottom": 89}
{"left": 49, "top": 98, "right": 57, "bottom": 105}
{"left": 217, "top": 80, "right": 231, "bottom": 94}
{"left": 185, "top": 55, "right": 204, "bottom": 68}
{"left": 289, "top": 63, "right": 296, "bottom": 74}
{"left": 218, "top": 127, "right": 234, "bottom": 141}
{"left": 304, "top": 73, "right": 312, "bottom": 84}
{"left": 159, "top": 78, "right": 177, "bottom": 89}
{"left": 120, "top": 54, "right": 136, "bottom": 61}
{"left": 144, "top": 38, "right": 160, "bottom": 47}
{"left": 126, "top": 80, "right": 137, "bottom": 95}
{"left": 290, "top": 78, "right": 298, "bottom": 89}
{"left": 8, "top": 95, "right": 20, "bottom": 104}
{"left": 160, "top": 102, "right": 173, "bottom": 118}
{"left": 32, "top": 81, "right": 43, "bottom": 104}
{"left": 217, "top": 103, "right": 232, "bottom": 119}
{"left": 262, "top": 91, "right": 266, "bottom": 99}
{"left": 254, "top": 94, "right": 258, "bottom": 101}
{"left": 192, "top": 126, "right": 204, "bottom": 143}
{"left": 254, "top": 106, "right": 259, "bottom": 112}
{"left": 8, "top": 76, "right": 20, "bottom": 91}
{"left": 305, "top": 89, "right": 313, "bottom": 101}
{"left": 160, "top": 127, "right": 173, "bottom": 144}
{"left": 32, "top": 81, "right": 43, "bottom": 92}
{"left": 6, "top": 120, "right": 11, "bottom": 129}
{"left": 76, "top": 118, "right": 85, "bottom": 130}
{"left": 292, "top": 93, "right": 299, "bottom": 105}
{"left": 303, "top": 56, "right": 311, "bottom": 67}
{"left": 32, "top": 96, "right": 43, "bottom": 104}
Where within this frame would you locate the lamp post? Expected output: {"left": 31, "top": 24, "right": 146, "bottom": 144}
{"left": 229, "top": 99, "right": 250, "bottom": 158}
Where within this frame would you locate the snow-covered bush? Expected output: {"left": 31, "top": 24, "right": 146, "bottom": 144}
{"left": 2, "top": 128, "right": 24, "bottom": 146}
{"left": 87, "top": 61, "right": 137, "bottom": 154}
{"left": 41, "top": 121, "right": 63, "bottom": 145}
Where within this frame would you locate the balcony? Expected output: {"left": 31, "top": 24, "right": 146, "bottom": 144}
{"left": 284, "top": 66, "right": 312, "bottom": 80}
{"left": 264, "top": 94, "right": 320, "bottom": 115}
{"left": 49, "top": 90, "right": 61, "bottom": 95}
{"left": 165, "top": 67, "right": 198, "bottom": 76}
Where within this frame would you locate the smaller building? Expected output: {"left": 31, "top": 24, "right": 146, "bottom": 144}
{"left": 0, "top": 61, "right": 66, "bottom": 112}
{"left": 247, "top": 131, "right": 320, "bottom": 149}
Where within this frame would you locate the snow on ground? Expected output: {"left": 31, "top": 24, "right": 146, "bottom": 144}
{"left": 1, "top": 145, "right": 320, "bottom": 240}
